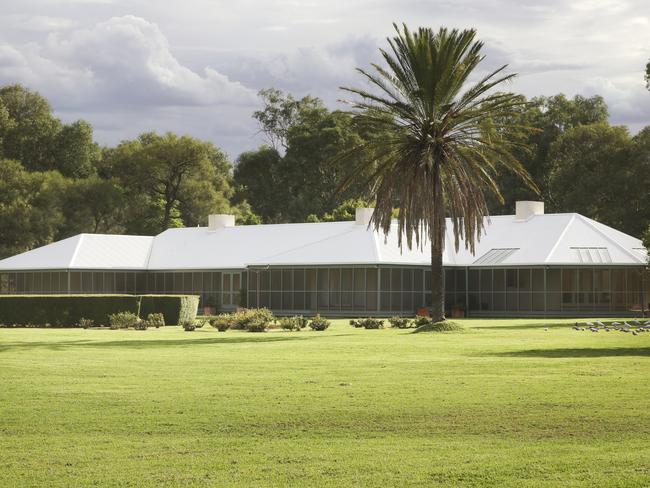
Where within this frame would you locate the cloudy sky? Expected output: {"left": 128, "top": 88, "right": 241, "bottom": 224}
{"left": 1, "top": 0, "right": 649, "bottom": 158}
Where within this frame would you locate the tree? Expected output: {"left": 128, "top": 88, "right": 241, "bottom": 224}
{"left": 548, "top": 123, "right": 649, "bottom": 238}
{"left": 52, "top": 120, "right": 100, "bottom": 178}
{"left": 646, "top": 60, "right": 650, "bottom": 90}
{"left": 489, "top": 94, "right": 609, "bottom": 214}
{"left": 278, "top": 109, "right": 371, "bottom": 221}
{"left": 0, "top": 159, "right": 67, "bottom": 259}
{"left": 58, "top": 177, "right": 126, "bottom": 236}
{"left": 0, "top": 85, "right": 60, "bottom": 171}
{"left": 104, "top": 132, "right": 236, "bottom": 234}
{"left": 0, "top": 84, "right": 99, "bottom": 177}
{"left": 340, "top": 24, "right": 535, "bottom": 322}
{"left": 239, "top": 98, "right": 376, "bottom": 223}
{"left": 253, "top": 89, "right": 324, "bottom": 151}
{"left": 233, "top": 146, "right": 284, "bottom": 222}
{"left": 642, "top": 225, "right": 650, "bottom": 265}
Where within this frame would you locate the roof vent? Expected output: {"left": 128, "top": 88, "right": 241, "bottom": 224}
{"left": 208, "top": 214, "right": 235, "bottom": 231}
{"left": 515, "top": 201, "right": 544, "bottom": 221}
{"left": 355, "top": 208, "right": 374, "bottom": 226}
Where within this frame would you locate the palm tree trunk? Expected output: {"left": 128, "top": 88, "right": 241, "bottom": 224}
{"left": 430, "top": 231, "right": 445, "bottom": 322}
{"left": 430, "top": 163, "right": 446, "bottom": 322}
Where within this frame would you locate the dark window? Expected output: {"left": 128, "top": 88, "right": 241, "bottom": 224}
{"left": 366, "top": 269, "right": 378, "bottom": 291}
{"left": 468, "top": 270, "right": 479, "bottom": 292}
{"left": 380, "top": 269, "right": 391, "bottom": 292}
{"left": 282, "top": 269, "right": 292, "bottom": 292}
{"left": 294, "top": 269, "right": 305, "bottom": 291}
{"left": 480, "top": 269, "right": 492, "bottom": 292}
{"left": 493, "top": 269, "right": 505, "bottom": 292}
{"left": 403, "top": 269, "right": 413, "bottom": 291}
{"left": 391, "top": 268, "right": 402, "bottom": 290}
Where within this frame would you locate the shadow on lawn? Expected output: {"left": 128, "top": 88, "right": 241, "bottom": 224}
{"left": 0, "top": 334, "right": 324, "bottom": 352}
{"left": 491, "top": 347, "right": 650, "bottom": 358}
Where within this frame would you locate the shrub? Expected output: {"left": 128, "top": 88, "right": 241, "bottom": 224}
{"left": 182, "top": 320, "right": 196, "bottom": 331}
{"left": 0, "top": 295, "right": 141, "bottom": 327}
{"left": 413, "top": 320, "right": 464, "bottom": 333}
{"left": 134, "top": 321, "right": 148, "bottom": 331}
{"left": 109, "top": 311, "right": 139, "bottom": 330}
{"left": 227, "top": 308, "right": 275, "bottom": 332}
{"left": 78, "top": 318, "right": 94, "bottom": 329}
{"left": 309, "top": 314, "right": 330, "bottom": 331}
{"left": 351, "top": 318, "right": 384, "bottom": 329}
{"left": 279, "top": 315, "right": 307, "bottom": 331}
{"left": 362, "top": 317, "right": 384, "bottom": 329}
{"left": 413, "top": 316, "right": 433, "bottom": 328}
{"left": 195, "top": 319, "right": 207, "bottom": 329}
{"left": 388, "top": 316, "right": 412, "bottom": 329}
{"left": 0, "top": 295, "right": 199, "bottom": 327}
{"left": 210, "top": 314, "right": 235, "bottom": 332}
{"left": 146, "top": 313, "right": 165, "bottom": 328}
{"left": 139, "top": 295, "right": 199, "bottom": 325}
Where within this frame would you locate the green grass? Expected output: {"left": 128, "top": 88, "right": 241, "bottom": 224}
{"left": 1, "top": 318, "right": 649, "bottom": 487}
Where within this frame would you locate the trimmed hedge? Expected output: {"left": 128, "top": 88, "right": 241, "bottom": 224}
{"left": 139, "top": 295, "right": 199, "bottom": 326}
{"left": 0, "top": 294, "right": 199, "bottom": 327}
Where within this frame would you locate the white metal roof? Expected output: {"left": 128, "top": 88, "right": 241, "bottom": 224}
{"left": 0, "top": 234, "right": 153, "bottom": 270}
{"left": 0, "top": 213, "right": 645, "bottom": 271}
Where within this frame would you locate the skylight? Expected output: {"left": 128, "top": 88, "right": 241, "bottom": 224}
{"left": 570, "top": 247, "right": 611, "bottom": 263}
{"left": 473, "top": 248, "right": 519, "bottom": 265}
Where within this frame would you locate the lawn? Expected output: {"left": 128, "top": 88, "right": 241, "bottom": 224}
{"left": 1, "top": 318, "right": 649, "bottom": 487}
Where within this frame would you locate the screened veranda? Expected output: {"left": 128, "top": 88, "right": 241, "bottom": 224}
{"left": 245, "top": 266, "right": 648, "bottom": 316}
{"left": 0, "top": 266, "right": 647, "bottom": 316}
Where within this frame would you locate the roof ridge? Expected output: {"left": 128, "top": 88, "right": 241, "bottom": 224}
{"left": 544, "top": 214, "right": 575, "bottom": 263}
{"left": 69, "top": 234, "right": 85, "bottom": 269}
{"left": 576, "top": 215, "right": 643, "bottom": 263}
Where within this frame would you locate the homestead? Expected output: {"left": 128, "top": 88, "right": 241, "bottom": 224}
{"left": 0, "top": 202, "right": 647, "bottom": 317}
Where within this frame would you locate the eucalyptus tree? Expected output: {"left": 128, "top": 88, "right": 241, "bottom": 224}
{"left": 340, "top": 24, "right": 536, "bottom": 322}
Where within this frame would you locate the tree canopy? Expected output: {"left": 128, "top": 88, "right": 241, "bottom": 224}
{"left": 0, "top": 72, "right": 648, "bottom": 262}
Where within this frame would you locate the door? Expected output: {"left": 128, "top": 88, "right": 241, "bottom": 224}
{"left": 222, "top": 272, "right": 241, "bottom": 309}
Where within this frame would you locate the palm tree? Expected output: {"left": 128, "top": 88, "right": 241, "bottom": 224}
{"left": 340, "top": 24, "right": 537, "bottom": 322}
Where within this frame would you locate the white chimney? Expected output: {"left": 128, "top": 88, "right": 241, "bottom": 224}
{"left": 208, "top": 214, "right": 235, "bottom": 231}
{"left": 355, "top": 207, "right": 374, "bottom": 226}
{"left": 515, "top": 201, "right": 544, "bottom": 221}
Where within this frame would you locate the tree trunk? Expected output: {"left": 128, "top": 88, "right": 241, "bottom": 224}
{"left": 430, "top": 234, "right": 445, "bottom": 322}
{"left": 429, "top": 160, "right": 446, "bottom": 322}
{"left": 162, "top": 199, "right": 173, "bottom": 231}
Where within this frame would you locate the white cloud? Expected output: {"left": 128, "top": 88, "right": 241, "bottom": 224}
{"left": 0, "top": 15, "right": 256, "bottom": 111}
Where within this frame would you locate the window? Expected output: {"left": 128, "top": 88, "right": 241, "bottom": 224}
{"left": 493, "top": 269, "right": 505, "bottom": 292}
{"left": 403, "top": 269, "right": 413, "bottom": 291}
{"left": 192, "top": 273, "right": 203, "bottom": 293}
{"left": 70, "top": 272, "right": 81, "bottom": 293}
{"left": 468, "top": 269, "right": 479, "bottom": 292}
{"left": 294, "top": 269, "right": 305, "bottom": 291}
{"left": 94, "top": 272, "right": 104, "bottom": 293}
{"left": 104, "top": 273, "right": 115, "bottom": 293}
{"left": 271, "top": 270, "right": 281, "bottom": 290}
{"left": 282, "top": 269, "right": 292, "bottom": 291}
{"left": 380, "top": 269, "right": 390, "bottom": 292}
{"left": 480, "top": 269, "right": 492, "bottom": 292}
{"left": 391, "top": 268, "right": 402, "bottom": 290}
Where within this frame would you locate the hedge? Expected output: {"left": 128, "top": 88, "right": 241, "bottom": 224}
{"left": 0, "top": 294, "right": 199, "bottom": 327}
{"left": 139, "top": 295, "right": 199, "bottom": 326}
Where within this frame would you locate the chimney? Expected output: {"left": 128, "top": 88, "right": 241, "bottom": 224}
{"left": 208, "top": 214, "right": 235, "bottom": 231}
{"left": 515, "top": 201, "right": 544, "bottom": 221}
{"left": 355, "top": 207, "right": 374, "bottom": 226}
